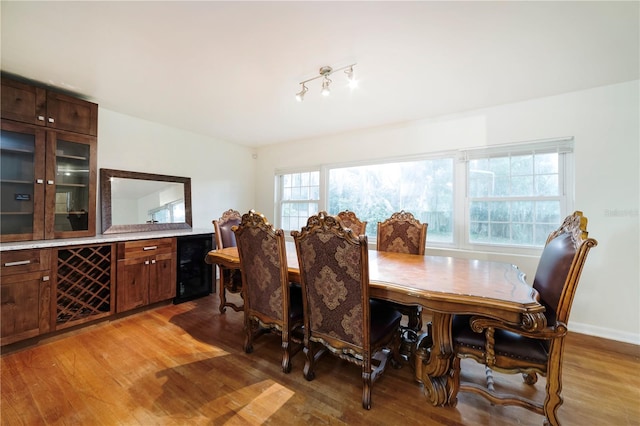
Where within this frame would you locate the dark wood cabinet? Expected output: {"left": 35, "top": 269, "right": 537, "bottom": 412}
{"left": 0, "top": 248, "right": 52, "bottom": 346}
{"left": 116, "top": 238, "right": 177, "bottom": 313}
{"left": 1, "top": 77, "right": 98, "bottom": 243}
{"left": 1, "top": 77, "right": 98, "bottom": 136}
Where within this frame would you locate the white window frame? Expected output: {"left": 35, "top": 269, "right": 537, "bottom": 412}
{"left": 458, "top": 137, "right": 574, "bottom": 254}
{"left": 274, "top": 138, "right": 574, "bottom": 255}
{"left": 275, "top": 168, "right": 322, "bottom": 234}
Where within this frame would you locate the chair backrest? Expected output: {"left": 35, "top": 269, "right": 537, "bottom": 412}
{"left": 376, "top": 210, "right": 427, "bottom": 255}
{"left": 213, "top": 209, "right": 242, "bottom": 249}
{"left": 234, "top": 210, "right": 289, "bottom": 325}
{"left": 292, "top": 211, "right": 370, "bottom": 352}
{"left": 532, "top": 210, "right": 598, "bottom": 326}
{"left": 336, "top": 210, "right": 367, "bottom": 236}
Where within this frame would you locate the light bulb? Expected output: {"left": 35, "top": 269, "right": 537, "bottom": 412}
{"left": 321, "top": 77, "right": 331, "bottom": 96}
{"left": 296, "top": 84, "right": 307, "bottom": 102}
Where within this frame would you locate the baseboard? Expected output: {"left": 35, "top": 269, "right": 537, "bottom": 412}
{"left": 570, "top": 321, "right": 640, "bottom": 345}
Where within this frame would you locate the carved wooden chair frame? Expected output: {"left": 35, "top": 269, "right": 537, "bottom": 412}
{"left": 336, "top": 210, "right": 368, "bottom": 236}
{"left": 451, "top": 211, "right": 598, "bottom": 426}
{"left": 376, "top": 210, "right": 428, "bottom": 333}
{"left": 292, "top": 211, "right": 402, "bottom": 409}
{"left": 233, "top": 210, "right": 303, "bottom": 373}
{"left": 212, "top": 209, "right": 244, "bottom": 313}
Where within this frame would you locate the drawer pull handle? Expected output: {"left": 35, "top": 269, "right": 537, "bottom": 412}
{"left": 143, "top": 246, "right": 157, "bottom": 251}
{"left": 4, "top": 260, "right": 31, "bottom": 267}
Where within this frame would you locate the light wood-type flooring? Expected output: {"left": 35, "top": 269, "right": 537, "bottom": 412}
{"left": 1, "top": 292, "right": 639, "bottom": 425}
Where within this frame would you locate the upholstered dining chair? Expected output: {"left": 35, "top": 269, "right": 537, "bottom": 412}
{"left": 450, "top": 211, "right": 598, "bottom": 426}
{"left": 233, "top": 210, "right": 304, "bottom": 373}
{"left": 292, "top": 211, "right": 402, "bottom": 410}
{"left": 212, "top": 209, "right": 244, "bottom": 313}
{"left": 336, "top": 210, "right": 367, "bottom": 236}
{"left": 376, "top": 210, "right": 428, "bottom": 332}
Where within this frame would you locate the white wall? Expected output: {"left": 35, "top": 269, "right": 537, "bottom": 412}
{"left": 97, "top": 108, "right": 256, "bottom": 232}
{"left": 254, "top": 81, "right": 640, "bottom": 344}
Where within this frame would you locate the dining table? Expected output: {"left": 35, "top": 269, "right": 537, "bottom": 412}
{"left": 205, "top": 242, "right": 546, "bottom": 407}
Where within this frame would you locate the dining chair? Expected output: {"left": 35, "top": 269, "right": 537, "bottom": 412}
{"left": 233, "top": 210, "right": 304, "bottom": 373}
{"left": 292, "top": 211, "right": 402, "bottom": 409}
{"left": 212, "top": 209, "right": 244, "bottom": 313}
{"left": 450, "top": 211, "right": 598, "bottom": 426}
{"left": 376, "top": 210, "right": 428, "bottom": 333}
{"left": 336, "top": 210, "right": 367, "bottom": 236}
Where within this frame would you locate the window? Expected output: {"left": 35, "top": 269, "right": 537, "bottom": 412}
{"left": 275, "top": 138, "right": 573, "bottom": 251}
{"left": 148, "top": 199, "right": 185, "bottom": 224}
{"left": 277, "top": 171, "right": 320, "bottom": 232}
{"left": 327, "top": 158, "right": 454, "bottom": 242}
{"left": 463, "top": 139, "right": 573, "bottom": 248}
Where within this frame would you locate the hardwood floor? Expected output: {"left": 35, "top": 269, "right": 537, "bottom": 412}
{"left": 1, "top": 293, "right": 639, "bottom": 425}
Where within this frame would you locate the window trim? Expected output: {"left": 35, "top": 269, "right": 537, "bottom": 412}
{"left": 274, "top": 138, "right": 574, "bottom": 255}
{"left": 459, "top": 137, "right": 574, "bottom": 255}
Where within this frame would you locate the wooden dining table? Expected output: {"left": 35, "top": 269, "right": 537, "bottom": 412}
{"left": 205, "top": 242, "right": 546, "bottom": 407}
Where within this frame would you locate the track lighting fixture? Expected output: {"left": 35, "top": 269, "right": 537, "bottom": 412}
{"left": 296, "top": 63, "right": 357, "bottom": 101}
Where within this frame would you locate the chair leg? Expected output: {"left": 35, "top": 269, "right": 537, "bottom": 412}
{"left": 303, "top": 343, "right": 316, "bottom": 381}
{"left": 281, "top": 335, "right": 292, "bottom": 374}
{"left": 362, "top": 369, "right": 372, "bottom": 410}
{"left": 406, "top": 306, "right": 423, "bottom": 331}
{"left": 218, "top": 268, "right": 244, "bottom": 313}
{"left": 243, "top": 318, "right": 254, "bottom": 354}
{"left": 218, "top": 268, "right": 228, "bottom": 314}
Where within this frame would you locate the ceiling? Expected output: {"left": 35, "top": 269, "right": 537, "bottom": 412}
{"left": 1, "top": 1, "right": 638, "bottom": 147}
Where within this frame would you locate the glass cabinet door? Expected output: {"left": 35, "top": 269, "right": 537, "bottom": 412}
{"left": 46, "top": 132, "right": 96, "bottom": 237}
{"left": 0, "top": 122, "right": 45, "bottom": 241}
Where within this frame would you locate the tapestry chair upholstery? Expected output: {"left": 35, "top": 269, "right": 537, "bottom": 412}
{"left": 451, "top": 211, "right": 598, "bottom": 426}
{"left": 336, "top": 210, "right": 368, "bottom": 236}
{"left": 376, "top": 210, "right": 428, "bottom": 332}
{"left": 292, "top": 211, "right": 402, "bottom": 409}
{"left": 213, "top": 209, "right": 244, "bottom": 313}
{"left": 233, "top": 210, "right": 303, "bottom": 373}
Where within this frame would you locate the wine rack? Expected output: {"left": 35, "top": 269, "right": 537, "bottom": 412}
{"left": 55, "top": 244, "right": 114, "bottom": 329}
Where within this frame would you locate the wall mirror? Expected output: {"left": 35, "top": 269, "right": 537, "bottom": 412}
{"left": 100, "top": 168, "right": 192, "bottom": 234}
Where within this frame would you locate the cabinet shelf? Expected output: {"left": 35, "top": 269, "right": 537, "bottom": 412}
{"left": 1, "top": 211, "right": 33, "bottom": 215}
{"left": 0, "top": 147, "right": 34, "bottom": 155}
{"left": 56, "top": 183, "right": 87, "bottom": 188}
{"left": 57, "top": 154, "right": 88, "bottom": 161}
{"left": 0, "top": 179, "right": 33, "bottom": 184}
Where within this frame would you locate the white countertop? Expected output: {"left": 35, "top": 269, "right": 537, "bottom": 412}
{"left": 0, "top": 228, "right": 214, "bottom": 251}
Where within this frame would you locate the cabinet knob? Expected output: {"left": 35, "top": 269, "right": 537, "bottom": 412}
{"left": 151, "top": 259, "right": 156, "bottom": 264}
{"left": 42, "top": 276, "right": 50, "bottom": 282}
{"left": 47, "top": 180, "right": 54, "bottom": 185}
{"left": 145, "top": 260, "right": 150, "bottom": 265}
{"left": 37, "top": 115, "right": 45, "bottom": 121}
{"left": 36, "top": 179, "right": 44, "bottom": 184}
{"left": 48, "top": 117, "right": 55, "bottom": 123}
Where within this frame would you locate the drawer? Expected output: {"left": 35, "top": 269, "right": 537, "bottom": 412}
{"left": 117, "top": 238, "right": 176, "bottom": 259}
{"left": 1, "top": 249, "right": 51, "bottom": 276}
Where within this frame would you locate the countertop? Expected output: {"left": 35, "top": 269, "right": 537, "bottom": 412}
{"left": 0, "top": 228, "right": 214, "bottom": 251}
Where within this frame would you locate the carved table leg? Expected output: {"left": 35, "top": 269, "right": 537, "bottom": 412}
{"left": 418, "top": 312, "right": 456, "bottom": 406}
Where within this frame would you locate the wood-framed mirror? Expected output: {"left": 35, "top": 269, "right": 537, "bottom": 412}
{"left": 100, "top": 168, "right": 192, "bottom": 234}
